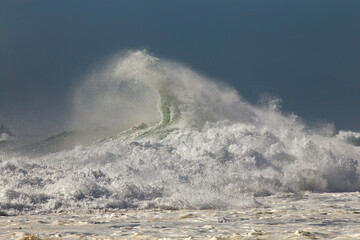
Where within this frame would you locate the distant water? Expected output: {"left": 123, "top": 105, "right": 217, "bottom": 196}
{"left": 0, "top": 50, "right": 359, "bottom": 215}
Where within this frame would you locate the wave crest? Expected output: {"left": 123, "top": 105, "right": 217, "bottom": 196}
{"left": 71, "top": 50, "right": 254, "bottom": 136}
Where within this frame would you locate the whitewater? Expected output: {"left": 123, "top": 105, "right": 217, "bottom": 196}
{"left": 0, "top": 50, "right": 360, "bottom": 220}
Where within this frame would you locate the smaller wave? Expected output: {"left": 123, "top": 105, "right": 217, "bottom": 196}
{"left": 337, "top": 131, "right": 360, "bottom": 146}
{"left": 0, "top": 133, "right": 12, "bottom": 142}
{"left": 0, "top": 125, "right": 14, "bottom": 142}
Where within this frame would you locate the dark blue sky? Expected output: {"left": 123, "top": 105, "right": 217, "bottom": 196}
{"left": 1, "top": 0, "right": 360, "bottom": 135}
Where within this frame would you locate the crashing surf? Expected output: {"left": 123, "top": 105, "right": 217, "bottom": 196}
{"left": 0, "top": 50, "right": 359, "bottom": 215}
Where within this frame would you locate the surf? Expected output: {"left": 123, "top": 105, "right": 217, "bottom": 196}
{"left": 0, "top": 50, "right": 359, "bottom": 215}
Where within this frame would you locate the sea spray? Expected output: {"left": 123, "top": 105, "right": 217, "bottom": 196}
{"left": 71, "top": 50, "right": 255, "bottom": 133}
{"left": 0, "top": 50, "right": 359, "bottom": 215}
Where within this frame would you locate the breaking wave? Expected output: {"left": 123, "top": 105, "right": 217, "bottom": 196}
{"left": 0, "top": 50, "right": 359, "bottom": 215}
{"left": 70, "top": 50, "right": 254, "bottom": 138}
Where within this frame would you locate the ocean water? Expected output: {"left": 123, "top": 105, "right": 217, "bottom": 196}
{"left": 1, "top": 50, "right": 359, "bottom": 215}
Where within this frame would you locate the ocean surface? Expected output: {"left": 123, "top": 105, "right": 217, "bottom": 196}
{"left": 1, "top": 50, "right": 360, "bottom": 216}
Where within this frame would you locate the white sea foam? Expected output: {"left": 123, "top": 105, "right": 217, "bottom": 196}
{"left": 0, "top": 50, "right": 359, "bottom": 215}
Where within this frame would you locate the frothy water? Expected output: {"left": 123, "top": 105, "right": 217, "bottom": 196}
{"left": 1, "top": 50, "right": 359, "bottom": 215}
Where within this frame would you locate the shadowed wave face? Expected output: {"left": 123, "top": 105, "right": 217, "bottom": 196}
{"left": 0, "top": 50, "right": 359, "bottom": 215}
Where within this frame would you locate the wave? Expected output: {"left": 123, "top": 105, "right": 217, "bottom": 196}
{"left": 0, "top": 50, "right": 359, "bottom": 215}
{"left": 71, "top": 50, "right": 255, "bottom": 137}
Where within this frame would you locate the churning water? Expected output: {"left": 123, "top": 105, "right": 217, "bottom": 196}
{"left": 1, "top": 50, "right": 359, "bottom": 215}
